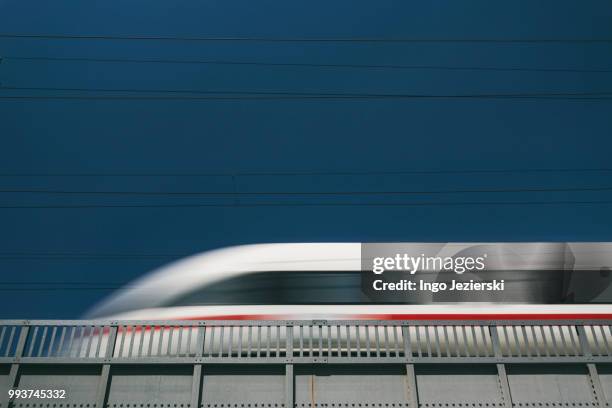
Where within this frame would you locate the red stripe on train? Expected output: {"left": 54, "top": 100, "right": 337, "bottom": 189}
{"left": 177, "top": 313, "right": 612, "bottom": 321}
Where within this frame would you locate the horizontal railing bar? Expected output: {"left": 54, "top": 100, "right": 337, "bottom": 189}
{"left": 1, "top": 355, "right": 610, "bottom": 365}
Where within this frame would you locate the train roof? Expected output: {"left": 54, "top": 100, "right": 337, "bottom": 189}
{"left": 86, "top": 243, "right": 361, "bottom": 318}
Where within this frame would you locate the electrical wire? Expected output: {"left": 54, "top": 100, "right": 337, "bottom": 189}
{"left": 0, "top": 200, "right": 611, "bottom": 209}
{"left": 2, "top": 94, "right": 611, "bottom": 101}
{"left": 0, "top": 252, "right": 180, "bottom": 259}
{"left": 0, "top": 168, "right": 611, "bottom": 177}
{"left": 3, "top": 85, "right": 612, "bottom": 99}
{"left": 4, "top": 56, "right": 612, "bottom": 73}
{"left": 2, "top": 34, "right": 612, "bottom": 43}
{"left": 1, "top": 185, "right": 612, "bottom": 196}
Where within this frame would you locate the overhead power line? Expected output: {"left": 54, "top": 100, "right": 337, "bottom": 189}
{"left": 0, "top": 287, "right": 125, "bottom": 291}
{"left": 0, "top": 200, "right": 611, "bottom": 209}
{"left": 1, "top": 92, "right": 611, "bottom": 101}
{"left": 3, "top": 86, "right": 612, "bottom": 100}
{"left": 0, "top": 281, "right": 129, "bottom": 284}
{"left": 0, "top": 252, "right": 180, "bottom": 259}
{"left": 0, "top": 281, "right": 129, "bottom": 285}
{"left": 2, "top": 34, "right": 612, "bottom": 43}
{"left": 0, "top": 168, "right": 611, "bottom": 177}
{"left": 4, "top": 56, "right": 612, "bottom": 73}
{"left": 0, "top": 281, "right": 141, "bottom": 291}
{"left": 1, "top": 185, "right": 612, "bottom": 196}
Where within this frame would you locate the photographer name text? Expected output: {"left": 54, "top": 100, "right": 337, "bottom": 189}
{"left": 372, "top": 279, "right": 505, "bottom": 292}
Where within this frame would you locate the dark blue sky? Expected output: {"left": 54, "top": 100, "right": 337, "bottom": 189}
{"left": 1, "top": 0, "right": 611, "bottom": 318}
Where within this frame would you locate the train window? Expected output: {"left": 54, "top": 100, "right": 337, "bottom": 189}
{"left": 164, "top": 268, "right": 612, "bottom": 306}
{"left": 165, "top": 271, "right": 370, "bottom": 305}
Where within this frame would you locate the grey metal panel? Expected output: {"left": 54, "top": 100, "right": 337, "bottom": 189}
{"left": 594, "top": 365, "right": 612, "bottom": 402}
{"left": 507, "top": 365, "right": 596, "bottom": 405}
{"left": 295, "top": 365, "right": 409, "bottom": 406}
{"left": 0, "top": 365, "right": 10, "bottom": 407}
{"left": 200, "top": 366, "right": 285, "bottom": 406}
{"left": 416, "top": 365, "right": 504, "bottom": 405}
{"left": 15, "top": 365, "right": 101, "bottom": 404}
{"left": 106, "top": 366, "right": 193, "bottom": 406}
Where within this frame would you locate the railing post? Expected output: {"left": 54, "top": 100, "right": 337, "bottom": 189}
{"left": 490, "top": 326, "right": 513, "bottom": 408}
{"left": 576, "top": 325, "right": 606, "bottom": 406}
{"left": 587, "top": 364, "right": 607, "bottom": 407}
{"left": 285, "top": 363, "right": 294, "bottom": 408}
{"left": 496, "top": 363, "right": 513, "bottom": 408}
{"left": 577, "top": 325, "right": 592, "bottom": 358}
{"left": 95, "top": 325, "right": 118, "bottom": 408}
{"left": 286, "top": 325, "right": 294, "bottom": 408}
{"left": 402, "top": 325, "right": 412, "bottom": 362}
{"left": 3, "top": 324, "right": 30, "bottom": 408}
{"left": 191, "top": 323, "right": 205, "bottom": 408}
{"left": 405, "top": 364, "right": 419, "bottom": 408}
{"left": 402, "top": 324, "right": 418, "bottom": 408}
{"left": 191, "top": 364, "right": 203, "bottom": 408}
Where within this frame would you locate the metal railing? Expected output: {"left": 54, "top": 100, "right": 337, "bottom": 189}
{"left": 0, "top": 320, "right": 611, "bottom": 363}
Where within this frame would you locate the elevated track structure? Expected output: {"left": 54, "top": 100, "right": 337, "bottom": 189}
{"left": 1, "top": 320, "right": 611, "bottom": 408}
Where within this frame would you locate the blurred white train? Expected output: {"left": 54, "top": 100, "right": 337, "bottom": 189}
{"left": 60, "top": 243, "right": 612, "bottom": 359}
{"left": 86, "top": 242, "right": 612, "bottom": 321}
